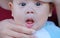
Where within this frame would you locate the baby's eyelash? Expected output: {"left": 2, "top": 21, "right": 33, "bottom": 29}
{"left": 35, "top": 1, "right": 49, "bottom": 6}
{"left": 18, "top": 1, "right": 48, "bottom": 7}
{"left": 35, "top": 2, "right": 41, "bottom": 6}
{"left": 19, "top": 2, "right": 26, "bottom": 6}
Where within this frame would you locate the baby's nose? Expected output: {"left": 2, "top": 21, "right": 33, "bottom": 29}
{"left": 26, "top": 7, "right": 35, "bottom": 14}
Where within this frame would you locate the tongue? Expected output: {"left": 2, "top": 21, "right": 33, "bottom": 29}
{"left": 26, "top": 20, "right": 34, "bottom": 28}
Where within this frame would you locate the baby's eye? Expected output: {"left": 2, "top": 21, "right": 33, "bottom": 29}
{"left": 35, "top": 2, "right": 41, "bottom": 6}
{"left": 19, "top": 2, "right": 26, "bottom": 6}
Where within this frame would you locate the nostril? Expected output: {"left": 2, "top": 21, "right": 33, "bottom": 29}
{"left": 27, "top": 11, "right": 34, "bottom": 14}
{"left": 27, "top": 12, "right": 29, "bottom": 14}
{"left": 31, "top": 11, "right": 34, "bottom": 13}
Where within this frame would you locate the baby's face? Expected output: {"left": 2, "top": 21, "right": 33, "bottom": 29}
{"left": 10, "top": 0, "right": 50, "bottom": 30}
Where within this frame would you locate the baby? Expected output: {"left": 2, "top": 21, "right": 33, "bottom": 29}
{"left": 0, "top": 0, "right": 60, "bottom": 38}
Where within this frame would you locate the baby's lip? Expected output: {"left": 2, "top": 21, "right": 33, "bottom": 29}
{"left": 26, "top": 18, "right": 34, "bottom": 24}
{"left": 25, "top": 18, "right": 34, "bottom": 28}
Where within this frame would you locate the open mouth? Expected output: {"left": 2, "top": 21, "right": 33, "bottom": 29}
{"left": 25, "top": 18, "right": 34, "bottom": 28}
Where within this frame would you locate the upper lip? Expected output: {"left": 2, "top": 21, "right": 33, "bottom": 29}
{"left": 25, "top": 18, "right": 34, "bottom": 24}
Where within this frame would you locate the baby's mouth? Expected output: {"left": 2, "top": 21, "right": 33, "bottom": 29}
{"left": 25, "top": 18, "right": 34, "bottom": 28}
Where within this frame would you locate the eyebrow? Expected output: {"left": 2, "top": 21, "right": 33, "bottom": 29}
{"left": 17, "top": 0, "right": 49, "bottom": 3}
{"left": 16, "top": 0, "right": 40, "bottom": 3}
{"left": 17, "top": 0, "right": 40, "bottom": 2}
{"left": 30, "top": 0, "right": 39, "bottom": 1}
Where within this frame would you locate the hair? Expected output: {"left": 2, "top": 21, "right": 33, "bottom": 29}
{"left": 49, "top": 2, "right": 55, "bottom": 12}
{"left": 9, "top": 0, "right": 13, "bottom": 2}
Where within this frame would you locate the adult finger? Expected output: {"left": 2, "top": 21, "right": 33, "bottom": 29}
{"left": 4, "top": 36, "right": 13, "bottom": 38}
{"left": 1, "top": 29, "right": 34, "bottom": 38}
{"left": 9, "top": 25, "right": 35, "bottom": 35}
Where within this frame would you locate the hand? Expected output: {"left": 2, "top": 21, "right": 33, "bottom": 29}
{"left": 0, "top": 19, "right": 35, "bottom": 38}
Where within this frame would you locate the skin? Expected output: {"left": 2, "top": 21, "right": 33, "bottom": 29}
{"left": 0, "top": 0, "right": 60, "bottom": 38}
{"left": 10, "top": 0, "right": 51, "bottom": 30}
{"left": 0, "top": 19, "right": 35, "bottom": 38}
{"left": 0, "top": 0, "right": 52, "bottom": 38}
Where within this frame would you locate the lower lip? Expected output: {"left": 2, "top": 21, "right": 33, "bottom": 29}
{"left": 26, "top": 23, "right": 34, "bottom": 28}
